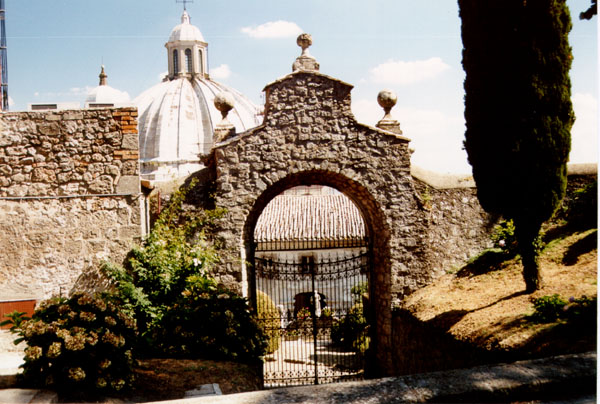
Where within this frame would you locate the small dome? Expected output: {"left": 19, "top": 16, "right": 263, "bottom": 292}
{"left": 86, "top": 86, "right": 130, "bottom": 104}
{"left": 168, "top": 10, "right": 205, "bottom": 42}
{"left": 85, "top": 66, "right": 130, "bottom": 104}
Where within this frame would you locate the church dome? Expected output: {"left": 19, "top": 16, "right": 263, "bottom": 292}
{"left": 168, "top": 10, "right": 205, "bottom": 43}
{"left": 85, "top": 66, "right": 130, "bottom": 107}
{"left": 134, "top": 10, "right": 261, "bottom": 182}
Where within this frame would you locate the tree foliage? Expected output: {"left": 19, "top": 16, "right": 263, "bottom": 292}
{"left": 102, "top": 180, "right": 224, "bottom": 339}
{"left": 580, "top": 0, "right": 597, "bottom": 19}
{"left": 459, "top": 0, "right": 574, "bottom": 291}
{"left": 102, "top": 182, "right": 267, "bottom": 362}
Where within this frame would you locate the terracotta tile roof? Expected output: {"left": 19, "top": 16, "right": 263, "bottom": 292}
{"left": 254, "top": 194, "right": 366, "bottom": 243}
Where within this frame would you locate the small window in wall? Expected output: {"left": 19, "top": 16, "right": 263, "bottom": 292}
{"left": 185, "top": 48, "right": 192, "bottom": 73}
{"left": 173, "top": 50, "right": 179, "bottom": 74}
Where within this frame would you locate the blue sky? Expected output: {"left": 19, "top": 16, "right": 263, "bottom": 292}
{"left": 6, "top": 0, "right": 598, "bottom": 174}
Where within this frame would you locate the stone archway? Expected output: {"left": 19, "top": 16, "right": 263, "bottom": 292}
{"left": 175, "top": 35, "right": 505, "bottom": 378}
{"left": 203, "top": 52, "right": 430, "bottom": 377}
{"left": 242, "top": 170, "right": 393, "bottom": 377}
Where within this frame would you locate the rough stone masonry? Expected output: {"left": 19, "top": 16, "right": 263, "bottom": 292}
{"left": 187, "top": 60, "right": 499, "bottom": 375}
{"left": 0, "top": 108, "right": 144, "bottom": 300}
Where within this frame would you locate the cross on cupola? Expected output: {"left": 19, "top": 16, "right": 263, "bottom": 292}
{"left": 176, "top": 0, "right": 193, "bottom": 10}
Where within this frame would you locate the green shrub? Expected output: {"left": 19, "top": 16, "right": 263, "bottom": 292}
{"left": 351, "top": 283, "right": 369, "bottom": 303}
{"left": 256, "top": 290, "right": 281, "bottom": 354}
{"left": 152, "top": 277, "right": 268, "bottom": 363}
{"left": 11, "top": 292, "right": 137, "bottom": 400}
{"left": 491, "top": 219, "right": 544, "bottom": 255}
{"left": 102, "top": 180, "right": 224, "bottom": 353}
{"left": 285, "top": 307, "right": 312, "bottom": 338}
{"left": 491, "top": 219, "right": 518, "bottom": 253}
{"left": 530, "top": 294, "right": 597, "bottom": 325}
{"left": 530, "top": 294, "right": 597, "bottom": 327}
{"left": 567, "top": 182, "right": 597, "bottom": 230}
{"left": 331, "top": 304, "right": 369, "bottom": 353}
{"left": 562, "top": 295, "right": 597, "bottom": 325}
{"left": 530, "top": 294, "right": 568, "bottom": 322}
{"left": 331, "top": 282, "right": 371, "bottom": 353}
{"left": 0, "top": 311, "right": 30, "bottom": 339}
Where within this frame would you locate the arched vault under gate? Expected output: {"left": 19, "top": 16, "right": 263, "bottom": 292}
{"left": 199, "top": 56, "right": 434, "bottom": 375}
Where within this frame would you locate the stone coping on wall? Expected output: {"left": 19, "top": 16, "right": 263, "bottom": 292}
{"left": 212, "top": 120, "right": 411, "bottom": 154}
{"left": 139, "top": 352, "right": 596, "bottom": 404}
{"left": 567, "top": 163, "right": 598, "bottom": 175}
{"left": 412, "top": 162, "right": 597, "bottom": 190}
{"left": 411, "top": 165, "right": 476, "bottom": 189}
{"left": 0, "top": 285, "right": 42, "bottom": 302}
{"left": 262, "top": 69, "right": 355, "bottom": 92}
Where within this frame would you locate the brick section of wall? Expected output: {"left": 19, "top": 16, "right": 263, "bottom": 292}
{"left": 0, "top": 108, "right": 143, "bottom": 301}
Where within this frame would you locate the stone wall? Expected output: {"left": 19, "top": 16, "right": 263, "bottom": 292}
{"left": 179, "top": 60, "right": 596, "bottom": 377}
{"left": 391, "top": 170, "right": 597, "bottom": 376}
{"left": 0, "top": 108, "right": 139, "bottom": 197}
{"left": 412, "top": 179, "right": 497, "bottom": 284}
{"left": 0, "top": 108, "right": 144, "bottom": 301}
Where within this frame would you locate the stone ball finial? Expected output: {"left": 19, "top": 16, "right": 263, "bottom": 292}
{"left": 292, "top": 33, "right": 319, "bottom": 72}
{"left": 297, "top": 33, "right": 313, "bottom": 55}
{"left": 376, "top": 89, "right": 402, "bottom": 135}
{"left": 377, "top": 89, "right": 397, "bottom": 114}
{"left": 214, "top": 92, "right": 235, "bottom": 120}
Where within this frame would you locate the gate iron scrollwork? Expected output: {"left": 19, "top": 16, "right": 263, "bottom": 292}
{"left": 255, "top": 252, "right": 370, "bottom": 388}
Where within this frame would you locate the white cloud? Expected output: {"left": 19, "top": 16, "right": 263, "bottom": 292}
{"left": 241, "top": 21, "right": 302, "bottom": 39}
{"left": 351, "top": 98, "right": 386, "bottom": 125}
{"left": 68, "top": 86, "right": 94, "bottom": 96}
{"left": 29, "top": 86, "right": 95, "bottom": 102}
{"left": 570, "top": 92, "right": 598, "bottom": 164}
{"left": 353, "top": 92, "right": 598, "bottom": 173}
{"left": 7, "top": 96, "right": 14, "bottom": 107}
{"left": 352, "top": 98, "right": 470, "bottom": 173}
{"left": 210, "top": 64, "right": 231, "bottom": 80}
{"left": 368, "top": 57, "right": 450, "bottom": 86}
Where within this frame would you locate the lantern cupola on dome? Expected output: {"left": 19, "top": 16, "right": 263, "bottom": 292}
{"left": 166, "top": 10, "right": 208, "bottom": 80}
{"left": 134, "top": 9, "right": 262, "bottom": 182}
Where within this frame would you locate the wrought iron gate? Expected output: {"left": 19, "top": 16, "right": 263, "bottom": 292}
{"left": 255, "top": 252, "right": 370, "bottom": 388}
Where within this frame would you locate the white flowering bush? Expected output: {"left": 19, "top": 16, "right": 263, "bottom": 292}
{"left": 15, "top": 292, "right": 137, "bottom": 399}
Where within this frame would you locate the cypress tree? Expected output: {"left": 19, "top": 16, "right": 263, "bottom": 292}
{"left": 458, "top": 0, "right": 574, "bottom": 292}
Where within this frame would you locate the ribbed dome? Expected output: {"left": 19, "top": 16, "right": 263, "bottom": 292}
{"left": 135, "top": 9, "right": 261, "bottom": 182}
{"left": 134, "top": 76, "right": 261, "bottom": 181}
{"left": 168, "top": 10, "right": 205, "bottom": 42}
